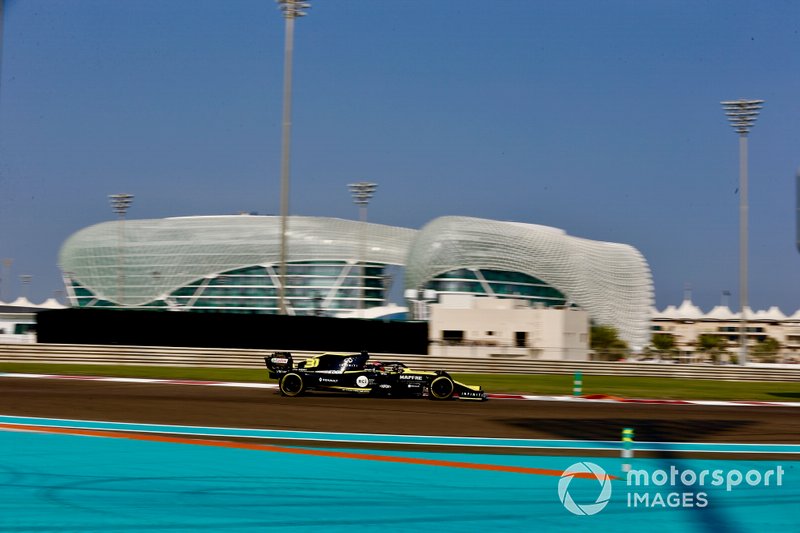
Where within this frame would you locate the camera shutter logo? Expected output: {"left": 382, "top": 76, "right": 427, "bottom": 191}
{"left": 558, "top": 462, "right": 613, "bottom": 516}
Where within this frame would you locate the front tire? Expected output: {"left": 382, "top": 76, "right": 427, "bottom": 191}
{"left": 280, "top": 372, "right": 305, "bottom": 397}
{"left": 429, "top": 375, "right": 455, "bottom": 400}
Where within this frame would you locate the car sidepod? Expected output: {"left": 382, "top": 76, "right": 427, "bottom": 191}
{"left": 308, "top": 370, "right": 376, "bottom": 394}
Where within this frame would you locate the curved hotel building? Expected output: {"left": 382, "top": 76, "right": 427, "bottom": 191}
{"left": 59, "top": 214, "right": 653, "bottom": 348}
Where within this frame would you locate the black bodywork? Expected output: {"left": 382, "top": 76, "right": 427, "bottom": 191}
{"left": 265, "top": 352, "right": 486, "bottom": 401}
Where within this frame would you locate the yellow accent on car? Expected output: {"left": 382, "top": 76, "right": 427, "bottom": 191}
{"left": 454, "top": 381, "right": 482, "bottom": 391}
{"left": 402, "top": 368, "right": 437, "bottom": 376}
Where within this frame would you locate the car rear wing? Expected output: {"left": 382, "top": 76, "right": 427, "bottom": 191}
{"left": 265, "top": 352, "right": 294, "bottom": 379}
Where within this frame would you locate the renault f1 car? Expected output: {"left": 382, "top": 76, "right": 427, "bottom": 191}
{"left": 265, "top": 352, "right": 486, "bottom": 401}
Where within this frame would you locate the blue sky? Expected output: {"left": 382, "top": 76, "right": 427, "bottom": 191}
{"left": 1, "top": 0, "right": 799, "bottom": 312}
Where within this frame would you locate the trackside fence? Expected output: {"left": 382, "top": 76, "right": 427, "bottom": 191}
{"left": 1, "top": 343, "right": 799, "bottom": 382}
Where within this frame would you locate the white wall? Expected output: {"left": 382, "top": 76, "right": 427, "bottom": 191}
{"left": 428, "top": 295, "right": 589, "bottom": 360}
{"left": 0, "top": 311, "right": 37, "bottom": 344}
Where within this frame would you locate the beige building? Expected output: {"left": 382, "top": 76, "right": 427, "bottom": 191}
{"left": 428, "top": 295, "right": 590, "bottom": 360}
{"left": 651, "top": 298, "right": 800, "bottom": 362}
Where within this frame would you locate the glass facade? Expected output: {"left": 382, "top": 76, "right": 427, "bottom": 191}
{"left": 425, "top": 268, "right": 567, "bottom": 306}
{"left": 66, "top": 261, "right": 390, "bottom": 316}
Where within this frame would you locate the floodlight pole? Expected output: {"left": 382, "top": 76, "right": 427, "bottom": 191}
{"left": 109, "top": 193, "right": 134, "bottom": 307}
{"left": 721, "top": 99, "right": 763, "bottom": 366}
{"left": 349, "top": 182, "right": 377, "bottom": 317}
{"left": 276, "top": 0, "right": 309, "bottom": 315}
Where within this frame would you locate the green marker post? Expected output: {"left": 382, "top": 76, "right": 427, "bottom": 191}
{"left": 573, "top": 372, "right": 583, "bottom": 396}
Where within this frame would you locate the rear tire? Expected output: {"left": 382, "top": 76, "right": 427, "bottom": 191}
{"left": 280, "top": 372, "right": 305, "bottom": 397}
{"left": 429, "top": 375, "right": 455, "bottom": 400}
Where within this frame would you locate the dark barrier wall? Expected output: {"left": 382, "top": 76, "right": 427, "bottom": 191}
{"left": 36, "top": 309, "right": 429, "bottom": 354}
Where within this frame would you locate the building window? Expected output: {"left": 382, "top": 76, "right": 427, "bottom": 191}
{"left": 442, "top": 330, "right": 464, "bottom": 345}
{"left": 515, "top": 331, "right": 527, "bottom": 348}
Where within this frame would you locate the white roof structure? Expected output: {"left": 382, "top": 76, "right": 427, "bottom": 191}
{"left": 0, "top": 297, "right": 66, "bottom": 310}
{"left": 753, "top": 306, "right": 787, "bottom": 321}
{"left": 60, "top": 215, "right": 416, "bottom": 306}
{"left": 656, "top": 305, "right": 680, "bottom": 320}
{"left": 674, "top": 298, "right": 704, "bottom": 320}
{"left": 705, "top": 305, "right": 738, "bottom": 320}
{"left": 42, "top": 298, "right": 67, "bottom": 309}
{"left": 656, "top": 299, "right": 800, "bottom": 322}
{"left": 7, "top": 297, "right": 35, "bottom": 308}
{"left": 404, "top": 216, "right": 653, "bottom": 349}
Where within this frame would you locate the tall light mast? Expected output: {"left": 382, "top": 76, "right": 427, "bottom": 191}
{"left": 276, "top": 0, "right": 310, "bottom": 315}
{"left": 721, "top": 98, "right": 764, "bottom": 366}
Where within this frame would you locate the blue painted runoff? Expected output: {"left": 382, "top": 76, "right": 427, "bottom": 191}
{"left": 1, "top": 420, "right": 799, "bottom": 532}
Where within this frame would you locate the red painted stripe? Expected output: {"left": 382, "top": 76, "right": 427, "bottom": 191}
{"left": 581, "top": 394, "right": 624, "bottom": 400}
{"left": 0, "top": 422, "right": 617, "bottom": 480}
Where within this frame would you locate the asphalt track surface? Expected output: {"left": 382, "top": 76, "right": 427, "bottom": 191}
{"left": 3, "top": 377, "right": 800, "bottom": 445}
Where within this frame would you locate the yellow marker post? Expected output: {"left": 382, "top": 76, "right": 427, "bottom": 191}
{"left": 622, "top": 427, "right": 634, "bottom": 472}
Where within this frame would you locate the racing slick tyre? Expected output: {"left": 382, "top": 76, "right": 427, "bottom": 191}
{"left": 279, "top": 372, "right": 306, "bottom": 397}
{"left": 429, "top": 375, "right": 455, "bottom": 400}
